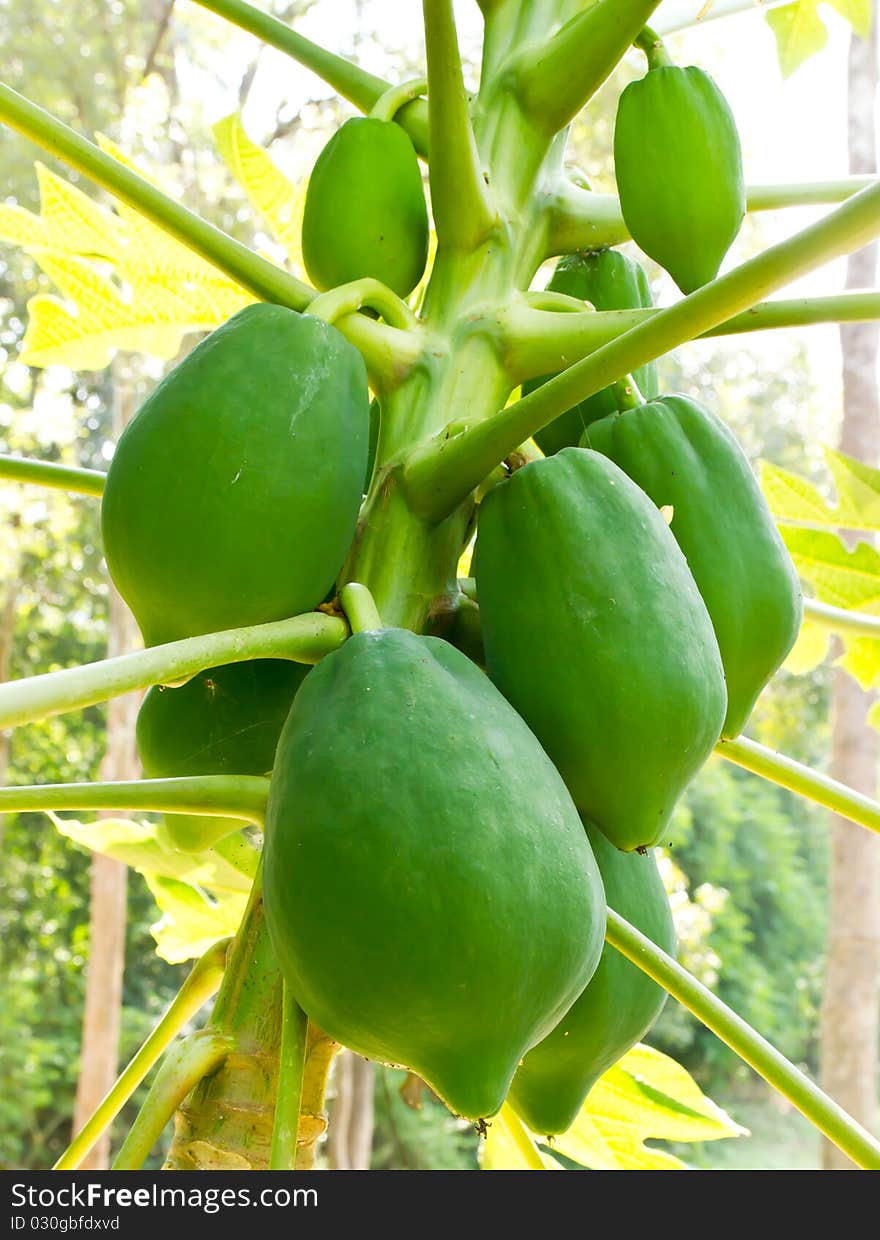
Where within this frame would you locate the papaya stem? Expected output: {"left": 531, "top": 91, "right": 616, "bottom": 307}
{"left": 803, "top": 596, "right": 880, "bottom": 634}
{"left": 269, "top": 985, "right": 309, "bottom": 1170}
{"left": 500, "top": 291, "right": 880, "bottom": 384}
{"left": 605, "top": 909, "right": 880, "bottom": 1170}
{"left": 112, "top": 1029, "right": 234, "bottom": 1170}
{"left": 514, "top": 1, "right": 664, "bottom": 134}
{"left": 0, "top": 611, "right": 348, "bottom": 731}
{"left": 370, "top": 77, "right": 428, "bottom": 124}
{"left": 634, "top": 25, "right": 674, "bottom": 71}
{"left": 340, "top": 582, "right": 383, "bottom": 634}
{"left": 307, "top": 278, "right": 420, "bottom": 332}
{"left": 0, "top": 775, "right": 268, "bottom": 826}
{"left": 53, "top": 940, "right": 229, "bottom": 1170}
{"left": 0, "top": 453, "right": 105, "bottom": 497}
{"left": 190, "top": 0, "right": 429, "bottom": 156}
{"left": 717, "top": 735, "right": 880, "bottom": 838}
{"left": 611, "top": 374, "right": 644, "bottom": 410}
{"left": 404, "top": 182, "right": 880, "bottom": 520}
{"left": 295, "top": 1024, "right": 340, "bottom": 1170}
{"left": 423, "top": 0, "right": 497, "bottom": 251}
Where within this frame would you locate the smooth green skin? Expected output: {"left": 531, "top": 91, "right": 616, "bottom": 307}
{"left": 476, "top": 448, "right": 727, "bottom": 851}
{"left": 102, "top": 304, "right": 369, "bottom": 646}
{"left": 510, "top": 821, "right": 675, "bottom": 1135}
{"left": 263, "top": 628, "right": 606, "bottom": 1120}
{"left": 137, "top": 659, "right": 308, "bottom": 851}
{"left": 524, "top": 249, "right": 659, "bottom": 456}
{"left": 585, "top": 396, "right": 803, "bottom": 738}
{"left": 614, "top": 66, "right": 745, "bottom": 294}
{"left": 302, "top": 117, "right": 429, "bottom": 298}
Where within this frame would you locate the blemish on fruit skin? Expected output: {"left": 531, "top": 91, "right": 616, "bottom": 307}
{"left": 231, "top": 469, "right": 242, "bottom": 485}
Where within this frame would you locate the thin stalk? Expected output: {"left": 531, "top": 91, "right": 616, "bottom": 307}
{"left": 498, "top": 1103, "right": 547, "bottom": 1170}
{"left": 295, "top": 1025, "right": 340, "bottom": 1170}
{"left": 0, "top": 611, "right": 348, "bottom": 730}
{"left": 0, "top": 454, "right": 105, "bottom": 497}
{"left": 370, "top": 77, "right": 427, "bottom": 124}
{"left": 269, "top": 985, "right": 309, "bottom": 1170}
{"left": 340, "top": 582, "right": 383, "bottom": 634}
{"left": 500, "top": 292, "right": 880, "bottom": 384}
{"left": 804, "top": 596, "right": 880, "bottom": 637}
{"left": 190, "top": 0, "right": 429, "bottom": 155}
{"left": 717, "top": 735, "right": 880, "bottom": 838}
{"left": 605, "top": 909, "right": 880, "bottom": 1170}
{"left": 112, "top": 1029, "right": 233, "bottom": 1169}
{"left": 307, "top": 278, "right": 419, "bottom": 332}
{"left": 0, "top": 83, "right": 415, "bottom": 392}
{"left": 634, "top": 25, "right": 674, "bottom": 71}
{"left": 515, "top": 0, "right": 664, "bottom": 134}
{"left": 545, "top": 179, "right": 880, "bottom": 257}
{"left": 423, "top": 0, "right": 497, "bottom": 250}
{"left": 53, "top": 940, "right": 229, "bottom": 1170}
{"left": 406, "top": 183, "right": 880, "bottom": 519}
{"left": 0, "top": 775, "right": 268, "bottom": 825}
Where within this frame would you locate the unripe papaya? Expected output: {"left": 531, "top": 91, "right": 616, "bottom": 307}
{"left": 475, "top": 448, "right": 726, "bottom": 851}
{"left": 263, "top": 628, "right": 606, "bottom": 1120}
{"left": 137, "top": 659, "right": 308, "bottom": 851}
{"left": 302, "top": 117, "right": 428, "bottom": 298}
{"left": 510, "top": 821, "right": 675, "bottom": 1135}
{"left": 102, "top": 304, "right": 369, "bottom": 645}
{"left": 585, "top": 396, "right": 802, "bottom": 737}
{"left": 614, "top": 66, "right": 745, "bottom": 293}
{"left": 524, "top": 249, "right": 659, "bottom": 456}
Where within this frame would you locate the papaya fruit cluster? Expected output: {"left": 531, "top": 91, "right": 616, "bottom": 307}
{"left": 98, "top": 88, "right": 799, "bottom": 1137}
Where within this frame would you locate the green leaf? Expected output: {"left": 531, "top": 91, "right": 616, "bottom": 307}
{"left": 760, "top": 461, "right": 836, "bottom": 527}
{"left": 784, "top": 618, "right": 831, "bottom": 674}
{"left": 823, "top": 448, "right": 880, "bottom": 532}
{"left": 52, "top": 814, "right": 254, "bottom": 893}
{"left": 766, "top": 1, "right": 829, "bottom": 77}
{"left": 781, "top": 527, "right": 880, "bottom": 610}
{"left": 145, "top": 875, "right": 247, "bottom": 964}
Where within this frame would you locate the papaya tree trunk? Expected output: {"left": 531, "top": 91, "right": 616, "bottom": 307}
{"left": 71, "top": 373, "right": 141, "bottom": 1170}
{"left": 819, "top": 11, "right": 880, "bottom": 1171}
{"left": 328, "top": 1052, "right": 375, "bottom": 1170}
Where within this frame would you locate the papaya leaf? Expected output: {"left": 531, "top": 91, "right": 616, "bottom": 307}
{"left": 822, "top": 447, "right": 880, "bottom": 531}
{"left": 766, "top": 1, "right": 829, "bottom": 78}
{"left": 548, "top": 1044, "right": 746, "bottom": 1171}
{"left": 213, "top": 113, "right": 305, "bottom": 271}
{"left": 145, "top": 875, "right": 247, "bottom": 964}
{"left": 480, "top": 1114, "right": 560, "bottom": 1170}
{"left": 51, "top": 813, "right": 254, "bottom": 894}
{"left": 825, "top": 0, "right": 873, "bottom": 39}
{"left": 783, "top": 618, "right": 831, "bottom": 674}
{"left": 781, "top": 527, "right": 880, "bottom": 610}
{"left": 760, "top": 461, "right": 836, "bottom": 527}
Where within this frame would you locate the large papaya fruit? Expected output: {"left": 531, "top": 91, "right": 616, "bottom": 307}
{"left": 509, "top": 821, "right": 675, "bottom": 1135}
{"left": 585, "top": 396, "right": 802, "bottom": 737}
{"left": 302, "top": 117, "right": 428, "bottom": 298}
{"left": 263, "top": 628, "right": 606, "bottom": 1120}
{"left": 475, "top": 448, "right": 727, "bottom": 851}
{"left": 614, "top": 66, "right": 745, "bottom": 293}
{"left": 102, "top": 304, "right": 369, "bottom": 645}
{"left": 524, "top": 249, "right": 659, "bottom": 457}
{"left": 137, "top": 659, "right": 308, "bottom": 851}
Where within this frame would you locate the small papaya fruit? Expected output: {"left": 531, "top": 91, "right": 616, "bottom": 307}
{"left": 585, "top": 395, "right": 802, "bottom": 737}
{"left": 102, "top": 304, "right": 369, "bottom": 645}
{"left": 524, "top": 249, "right": 659, "bottom": 456}
{"left": 614, "top": 66, "right": 745, "bottom": 293}
{"left": 302, "top": 117, "right": 428, "bottom": 298}
{"left": 475, "top": 448, "right": 727, "bottom": 851}
{"left": 137, "top": 659, "right": 308, "bottom": 851}
{"left": 510, "top": 821, "right": 675, "bottom": 1135}
{"left": 263, "top": 628, "right": 606, "bottom": 1120}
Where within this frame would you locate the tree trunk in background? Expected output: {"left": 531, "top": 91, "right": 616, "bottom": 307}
{"left": 71, "top": 373, "right": 141, "bottom": 1170}
{"left": 327, "top": 1052, "right": 375, "bottom": 1170}
{"left": 819, "top": 13, "right": 880, "bottom": 1171}
{"left": 0, "top": 548, "right": 21, "bottom": 847}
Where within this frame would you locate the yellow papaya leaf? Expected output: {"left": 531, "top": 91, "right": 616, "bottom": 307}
{"left": 781, "top": 527, "right": 880, "bottom": 611}
{"left": 760, "top": 460, "right": 835, "bottom": 527}
{"left": 146, "top": 875, "right": 247, "bottom": 964}
{"left": 213, "top": 113, "right": 305, "bottom": 269}
{"left": 783, "top": 618, "right": 830, "bottom": 675}
{"left": 35, "top": 162, "right": 122, "bottom": 259}
{"left": 836, "top": 635, "right": 880, "bottom": 690}
{"left": 823, "top": 447, "right": 880, "bottom": 532}
{"left": 0, "top": 202, "right": 51, "bottom": 251}
{"left": 766, "top": 1, "right": 828, "bottom": 78}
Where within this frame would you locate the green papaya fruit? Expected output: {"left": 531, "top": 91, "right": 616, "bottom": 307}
{"left": 302, "top": 117, "right": 428, "bottom": 298}
{"left": 614, "top": 66, "right": 745, "bottom": 293}
{"left": 475, "top": 448, "right": 727, "bottom": 851}
{"left": 137, "top": 658, "right": 308, "bottom": 851}
{"left": 585, "top": 395, "right": 802, "bottom": 738}
{"left": 263, "top": 628, "right": 606, "bottom": 1120}
{"left": 102, "top": 304, "right": 369, "bottom": 645}
{"left": 524, "top": 249, "right": 659, "bottom": 456}
{"left": 510, "top": 821, "right": 675, "bottom": 1135}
